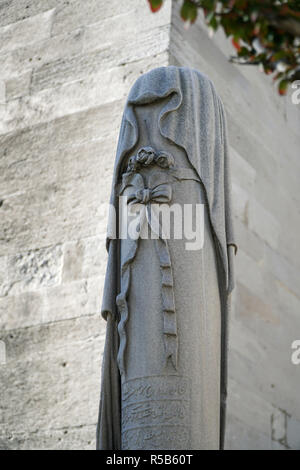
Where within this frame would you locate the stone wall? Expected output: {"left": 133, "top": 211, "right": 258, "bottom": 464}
{"left": 0, "top": 0, "right": 171, "bottom": 450}
{"left": 0, "top": 0, "right": 299, "bottom": 450}
{"left": 169, "top": 4, "right": 300, "bottom": 450}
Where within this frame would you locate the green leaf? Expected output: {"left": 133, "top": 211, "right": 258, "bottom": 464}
{"left": 148, "top": 0, "right": 163, "bottom": 13}
{"left": 180, "top": 0, "right": 198, "bottom": 23}
{"left": 278, "top": 79, "right": 289, "bottom": 95}
{"left": 209, "top": 15, "right": 218, "bottom": 31}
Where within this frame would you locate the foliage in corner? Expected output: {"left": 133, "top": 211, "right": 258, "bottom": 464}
{"left": 147, "top": 0, "right": 300, "bottom": 95}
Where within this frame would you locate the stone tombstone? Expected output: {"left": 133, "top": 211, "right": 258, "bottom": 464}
{"left": 96, "top": 66, "right": 237, "bottom": 450}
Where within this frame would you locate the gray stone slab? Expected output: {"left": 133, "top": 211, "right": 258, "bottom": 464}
{"left": 0, "top": 316, "right": 105, "bottom": 433}
{"left": 226, "top": 414, "right": 271, "bottom": 450}
{"left": 4, "top": 70, "right": 32, "bottom": 101}
{"left": 62, "top": 236, "right": 107, "bottom": 283}
{"left": 0, "top": 0, "right": 58, "bottom": 28}
{"left": 0, "top": 54, "right": 169, "bottom": 135}
{"left": 0, "top": 275, "right": 103, "bottom": 330}
{"left": 2, "top": 245, "right": 63, "bottom": 297}
{"left": 31, "top": 26, "right": 170, "bottom": 94}
{"left": 0, "top": 9, "right": 54, "bottom": 54}
{"left": 0, "top": 28, "right": 85, "bottom": 80}
{"left": 0, "top": 424, "right": 96, "bottom": 450}
{"left": 287, "top": 416, "right": 300, "bottom": 450}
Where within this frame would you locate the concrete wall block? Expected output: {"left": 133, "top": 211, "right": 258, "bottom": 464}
{"left": 248, "top": 198, "right": 280, "bottom": 250}
{"left": 51, "top": 0, "right": 171, "bottom": 37}
{"left": 43, "top": 276, "right": 103, "bottom": 324}
{"left": 271, "top": 407, "right": 288, "bottom": 447}
{"left": 0, "top": 136, "right": 121, "bottom": 255}
{"left": 4, "top": 70, "right": 32, "bottom": 101}
{"left": 0, "top": 187, "right": 107, "bottom": 256}
{"left": 0, "top": 100, "right": 122, "bottom": 172}
{"left": 0, "top": 53, "right": 169, "bottom": 135}
{"left": 234, "top": 219, "right": 264, "bottom": 263}
{"left": 226, "top": 414, "right": 271, "bottom": 450}
{"left": 227, "top": 378, "right": 274, "bottom": 438}
{"left": 0, "top": 274, "right": 104, "bottom": 330}
{"left": 1, "top": 137, "right": 116, "bottom": 198}
{"left": 0, "top": 290, "right": 45, "bottom": 331}
{"left": 83, "top": 6, "right": 171, "bottom": 53}
{"left": 286, "top": 416, "right": 300, "bottom": 450}
{"left": 0, "top": 1, "right": 58, "bottom": 28}
{"left": 230, "top": 146, "right": 256, "bottom": 195}
{"left": 232, "top": 182, "right": 249, "bottom": 225}
{"left": 235, "top": 282, "right": 280, "bottom": 327}
{"left": 0, "top": 9, "right": 55, "bottom": 54}
{"left": 264, "top": 245, "right": 300, "bottom": 299}
{"left": 0, "top": 316, "right": 105, "bottom": 434}
{"left": 62, "top": 236, "right": 107, "bottom": 283}
{"left": 2, "top": 245, "right": 63, "bottom": 297}
{"left": 235, "top": 249, "right": 264, "bottom": 298}
{"left": 0, "top": 28, "right": 85, "bottom": 81}
{"left": 0, "top": 424, "right": 96, "bottom": 450}
{"left": 31, "top": 25, "right": 170, "bottom": 93}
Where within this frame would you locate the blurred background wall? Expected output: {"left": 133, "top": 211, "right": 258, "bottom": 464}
{"left": 0, "top": 0, "right": 299, "bottom": 450}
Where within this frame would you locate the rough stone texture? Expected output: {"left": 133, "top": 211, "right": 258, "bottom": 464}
{"left": 0, "top": 0, "right": 299, "bottom": 450}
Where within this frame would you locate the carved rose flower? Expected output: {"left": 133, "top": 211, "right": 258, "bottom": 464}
{"left": 155, "top": 151, "right": 175, "bottom": 168}
{"left": 127, "top": 155, "right": 139, "bottom": 173}
{"left": 136, "top": 146, "right": 157, "bottom": 165}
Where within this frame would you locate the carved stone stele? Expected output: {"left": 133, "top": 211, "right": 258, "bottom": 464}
{"left": 96, "top": 66, "right": 236, "bottom": 450}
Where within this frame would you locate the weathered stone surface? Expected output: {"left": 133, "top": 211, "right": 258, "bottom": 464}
{"left": 0, "top": 424, "right": 96, "bottom": 450}
{"left": 264, "top": 245, "right": 300, "bottom": 298}
{"left": 51, "top": 0, "right": 171, "bottom": 37}
{"left": 230, "top": 146, "right": 256, "bottom": 195}
{"left": 271, "top": 407, "right": 288, "bottom": 446}
{"left": 0, "top": 274, "right": 103, "bottom": 331}
{"left": 0, "top": 54, "right": 169, "bottom": 135}
{"left": 227, "top": 378, "right": 274, "bottom": 441}
{"left": 235, "top": 282, "right": 280, "bottom": 326}
{"left": 2, "top": 245, "right": 63, "bottom": 297}
{"left": 62, "top": 236, "right": 107, "bottom": 283}
{"left": 0, "top": 138, "right": 116, "bottom": 255}
{"left": 234, "top": 219, "right": 264, "bottom": 263}
{"left": 0, "top": 290, "right": 45, "bottom": 330}
{"left": 248, "top": 199, "right": 279, "bottom": 250}
{"left": 226, "top": 414, "right": 271, "bottom": 450}
{"left": 0, "top": 100, "right": 122, "bottom": 170}
{"left": 232, "top": 182, "right": 249, "bottom": 225}
{"left": 83, "top": 7, "right": 170, "bottom": 53}
{"left": 0, "top": 28, "right": 85, "bottom": 80}
{"left": 0, "top": 316, "right": 106, "bottom": 434}
{"left": 287, "top": 416, "right": 300, "bottom": 450}
{"left": 0, "top": 9, "right": 54, "bottom": 54}
{"left": 235, "top": 249, "right": 264, "bottom": 298}
{"left": 0, "top": 0, "right": 58, "bottom": 28}
{"left": 4, "top": 70, "right": 32, "bottom": 101}
{"left": 31, "top": 26, "right": 170, "bottom": 93}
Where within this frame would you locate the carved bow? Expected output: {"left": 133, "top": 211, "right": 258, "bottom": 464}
{"left": 117, "top": 172, "right": 178, "bottom": 376}
{"left": 127, "top": 183, "right": 172, "bottom": 206}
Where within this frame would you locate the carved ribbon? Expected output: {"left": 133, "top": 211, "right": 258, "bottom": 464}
{"left": 116, "top": 172, "right": 178, "bottom": 376}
